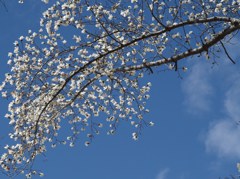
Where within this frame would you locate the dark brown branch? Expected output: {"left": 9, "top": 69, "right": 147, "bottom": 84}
{"left": 220, "top": 40, "right": 236, "bottom": 64}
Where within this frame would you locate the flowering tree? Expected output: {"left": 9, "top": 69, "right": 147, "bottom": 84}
{"left": 0, "top": 0, "right": 240, "bottom": 178}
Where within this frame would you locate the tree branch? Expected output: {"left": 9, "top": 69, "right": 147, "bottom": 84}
{"left": 116, "top": 23, "right": 240, "bottom": 72}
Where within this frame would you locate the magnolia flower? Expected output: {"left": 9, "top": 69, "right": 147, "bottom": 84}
{"left": 85, "top": 141, "right": 90, "bottom": 147}
{"left": 132, "top": 132, "right": 138, "bottom": 140}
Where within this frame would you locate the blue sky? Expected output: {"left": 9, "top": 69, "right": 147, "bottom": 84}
{"left": 0, "top": 1, "right": 240, "bottom": 179}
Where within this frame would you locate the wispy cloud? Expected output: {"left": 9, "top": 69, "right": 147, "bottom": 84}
{"left": 181, "top": 38, "right": 240, "bottom": 160}
{"left": 182, "top": 62, "right": 213, "bottom": 113}
{"left": 205, "top": 71, "right": 240, "bottom": 158}
{"left": 156, "top": 168, "right": 170, "bottom": 179}
{"left": 205, "top": 119, "right": 240, "bottom": 159}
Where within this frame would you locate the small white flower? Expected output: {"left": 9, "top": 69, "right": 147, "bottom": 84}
{"left": 26, "top": 173, "right": 31, "bottom": 179}
{"left": 108, "top": 14, "right": 113, "bottom": 20}
{"left": 98, "top": 123, "right": 103, "bottom": 128}
{"left": 120, "top": 9, "right": 130, "bottom": 17}
{"left": 149, "top": 121, "right": 154, "bottom": 126}
{"left": 132, "top": 132, "right": 138, "bottom": 140}
{"left": 51, "top": 144, "right": 56, "bottom": 148}
{"left": 8, "top": 52, "right": 13, "bottom": 57}
{"left": 19, "top": 36, "right": 24, "bottom": 41}
{"left": 2, "top": 91, "right": 7, "bottom": 98}
{"left": 85, "top": 141, "right": 90, "bottom": 147}
{"left": 182, "top": 67, "right": 188, "bottom": 72}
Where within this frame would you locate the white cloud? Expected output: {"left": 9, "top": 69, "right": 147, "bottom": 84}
{"left": 181, "top": 38, "right": 240, "bottom": 159}
{"left": 156, "top": 168, "right": 170, "bottom": 179}
{"left": 182, "top": 62, "right": 213, "bottom": 113}
{"left": 205, "top": 73, "right": 240, "bottom": 158}
{"left": 205, "top": 119, "right": 240, "bottom": 159}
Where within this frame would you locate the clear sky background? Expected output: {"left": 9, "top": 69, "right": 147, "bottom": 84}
{"left": 1, "top": 1, "right": 240, "bottom": 179}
